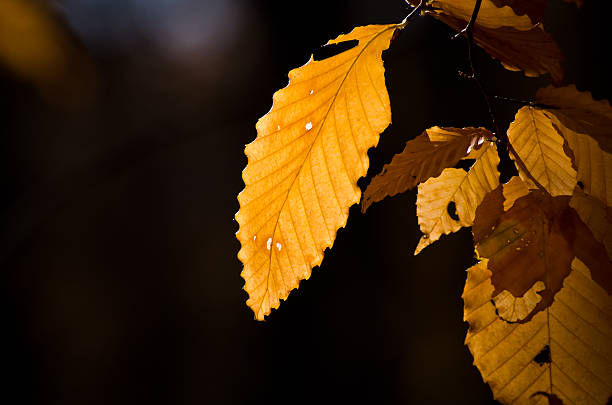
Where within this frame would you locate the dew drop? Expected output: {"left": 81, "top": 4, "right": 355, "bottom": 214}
{"left": 253, "top": 235, "right": 257, "bottom": 241}
{"left": 305, "top": 121, "right": 313, "bottom": 131}
{"left": 309, "top": 89, "right": 314, "bottom": 95}
{"left": 266, "top": 238, "right": 272, "bottom": 250}
{"left": 513, "top": 228, "right": 519, "bottom": 234}
{"left": 277, "top": 125, "right": 281, "bottom": 131}
{"left": 423, "top": 234, "right": 429, "bottom": 239}
{"left": 506, "top": 240, "right": 511, "bottom": 245}
{"left": 276, "top": 243, "right": 282, "bottom": 251}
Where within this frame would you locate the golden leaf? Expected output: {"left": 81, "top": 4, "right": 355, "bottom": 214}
{"left": 507, "top": 106, "right": 577, "bottom": 196}
{"left": 463, "top": 259, "right": 612, "bottom": 404}
{"left": 236, "top": 24, "right": 398, "bottom": 319}
{"left": 414, "top": 142, "right": 499, "bottom": 254}
{"left": 473, "top": 189, "right": 612, "bottom": 321}
{"left": 429, "top": 0, "right": 563, "bottom": 82}
{"left": 362, "top": 126, "right": 492, "bottom": 212}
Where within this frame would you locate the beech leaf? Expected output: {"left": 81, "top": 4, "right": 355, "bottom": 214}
{"left": 463, "top": 259, "right": 612, "bottom": 404}
{"left": 236, "top": 24, "right": 398, "bottom": 320}
{"left": 362, "top": 126, "right": 491, "bottom": 212}
{"left": 428, "top": 0, "right": 563, "bottom": 82}
{"left": 473, "top": 188, "right": 612, "bottom": 322}
{"left": 415, "top": 142, "right": 499, "bottom": 254}
{"left": 507, "top": 106, "right": 577, "bottom": 196}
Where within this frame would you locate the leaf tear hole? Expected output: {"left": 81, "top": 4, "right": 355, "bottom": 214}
{"left": 455, "top": 159, "right": 474, "bottom": 172}
{"left": 533, "top": 345, "right": 551, "bottom": 365}
{"left": 313, "top": 40, "right": 359, "bottom": 61}
{"left": 577, "top": 181, "right": 584, "bottom": 190}
{"left": 447, "top": 201, "right": 459, "bottom": 221}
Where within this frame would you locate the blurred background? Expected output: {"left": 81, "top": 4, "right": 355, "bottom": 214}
{"left": 0, "top": 0, "right": 609, "bottom": 403}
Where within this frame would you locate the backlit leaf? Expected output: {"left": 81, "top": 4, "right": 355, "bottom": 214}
{"left": 507, "top": 106, "right": 577, "bottom": 196}
{"left": 427, "top": 0, "right": 563, "bottom": 82}
{"left": 414, "top": 142, "right": 499, "bottom": 254}
{"left": 464, "top": 258, "right": 612, "bottom": 404}
{"left": 473, "top": 189, "right": 612, "bottom": 321}
{"left": 236, "top": 24, "right": 398, "bottom": 319}
{"left": 362, "top": 126, "right": 491, "bottom": 212}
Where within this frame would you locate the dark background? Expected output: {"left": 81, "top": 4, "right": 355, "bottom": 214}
{"left": 0, "top": 1, "right": 609, "bottom": 404}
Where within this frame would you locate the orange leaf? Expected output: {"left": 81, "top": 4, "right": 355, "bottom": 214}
{"left": 236, "top": 24, "right": 398, "bottom": 319}
{"left": 362, "top": 126, "right": 491, "bottom": 212}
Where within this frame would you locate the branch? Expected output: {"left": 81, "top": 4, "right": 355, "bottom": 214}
{"left": 453, "top": 0, "right": 547, "bottom": 192}
{"left": 398, "top": 0, "right": 426, "bottom": 29}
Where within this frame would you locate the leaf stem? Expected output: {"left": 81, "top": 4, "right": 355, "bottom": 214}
{"left": 398, "top": 0, "right": 426, "bottom": 29}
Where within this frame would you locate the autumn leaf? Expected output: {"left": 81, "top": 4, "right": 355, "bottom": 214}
{"left": 473, "top": 188, "right": 612, "bottom": 322}
{"left": 362, "top": 126, "right": 491, "bottom": 212}
{"left": 507, "top": 106, "right": 577, "bottom": 196}
{"left": 414, "top": 141, "right": 499, "bottom": 254}
{"left": 530, "top": 85, "right": 612, "bottom": 207}
{"left": 236, "top": 24, "right": 399, "bottom": 319}
{"left": 463, "top": 258, "right": 612, "bottom": 404}
{"left": 537, "top": 85, "right": 612, "bottom": 154}
{"left": 424, "top": 0, "right": 563, "bottom": 82}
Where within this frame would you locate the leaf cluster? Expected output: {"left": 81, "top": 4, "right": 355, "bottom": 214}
{"left": 236, "top": 1, "right": 612, "bottom": 403}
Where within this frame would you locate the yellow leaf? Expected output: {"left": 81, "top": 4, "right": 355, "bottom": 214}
{"left": 473, "top": 188, "right": 612, "bottom": 321}
{"left": 492, "top": 281, "right": 544, "bottom": 323}
{"left": 507, "top": 106, "right": 577, "bottom": 196}
{"left": 429, "top": 0, "right": 563, "bottom": 82}
{"left": 463, "top": 258, "right": 612, "bottom": 404}
{"left": 362, "top": 126, "right": 492, "bottom": 212}
{"left": 414, "top": 142, "right": 499, "bottom": 254}
{"left": 236, "top": 24, "right": 398, "bottom": 320}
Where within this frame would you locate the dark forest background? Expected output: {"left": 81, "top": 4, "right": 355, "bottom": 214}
{"left": 0, "top": 0, "right": 609, "bottom": 403}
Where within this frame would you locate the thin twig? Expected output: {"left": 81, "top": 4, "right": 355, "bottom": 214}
{"left": 398, "top": 0, "right": 426, "bottom": 29}
{"left": 454, "top": 0, "right": 547, "bottom": 192}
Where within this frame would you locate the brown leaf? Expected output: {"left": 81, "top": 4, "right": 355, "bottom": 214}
{"left": 463, "top": 258, "right": 612, "bottom": 404}
{"left": 507, "top": 106, "right": 577, "bottom": 196}
{"left": 473, "top": 189, "right": 612, "bottom": 321}
{"left": 362, "top": 126, "right": 492, "bottom": 212}
{"left": 236, "top": 24, "right": 398, "bottom": 319}
{"left": 430, "top": 0, "right": 563, "bottom": 82}
{"left": 490, "top": 0, "right": 547, "bottom": 23}
{"left": 415, "top": 142, "right": 499, "bottom": 254}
